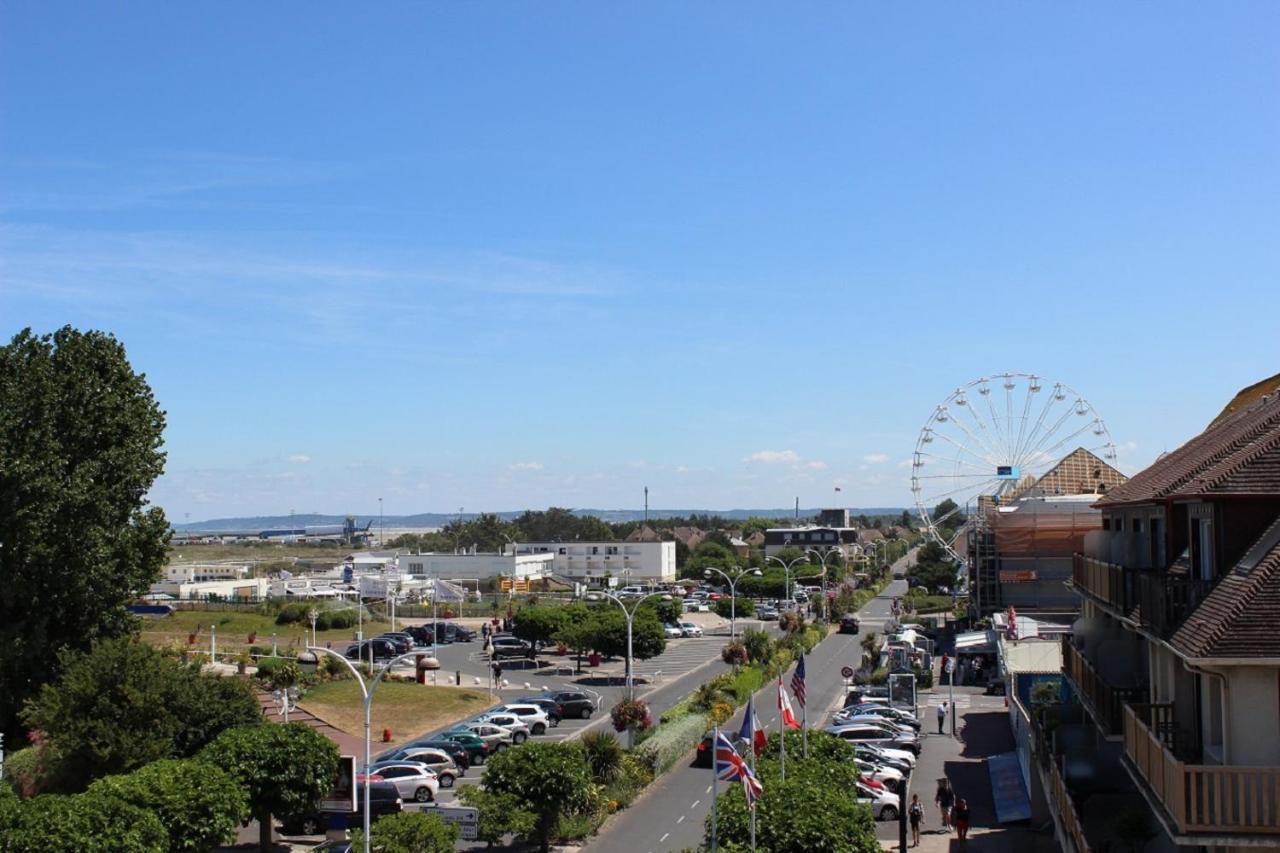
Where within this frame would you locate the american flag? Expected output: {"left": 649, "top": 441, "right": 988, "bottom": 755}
{"left": 790, "top": 652, "right": 807, "bottom": 708}
{"left": 715, "top": 731, "right": 763, "bottom": 807}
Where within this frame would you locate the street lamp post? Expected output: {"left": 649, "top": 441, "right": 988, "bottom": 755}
{"left": 803, "top": 548, "right": 844, "bottom": 622}
{"left": 766, "top": 554, "right": 809, "bottom": 612}
{"left": 299, "top": 647, "right": 423, "bottom": 853}
{"left": 702, "top": 566, "right": 762, "bottom": 640}
{"left": 598, "top": 590, "right": 672, "bottom": 701}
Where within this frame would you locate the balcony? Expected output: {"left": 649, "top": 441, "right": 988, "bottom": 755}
{"left": 1046, "top": 753, "right": 1092, "bottom": 853}
{"left": 1071, "top": 554, "right": 1127, "bottom": 612}
{"left": 1124, "top": 704, "right": 1280, "bottom": 836}
{"left": 1062, "top": 640, "right": 1146, "bottom": 736}
{"left": 1131, "top": 572, "right": 1214, "bottom": 640}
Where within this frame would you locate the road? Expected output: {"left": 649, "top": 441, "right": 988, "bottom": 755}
{"left": 586, "top": 566, "right": 911, "bottom": 853}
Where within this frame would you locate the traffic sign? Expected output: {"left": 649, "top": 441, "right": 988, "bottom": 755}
{"left": 944, "top": 658, "right": 955, "bottom": 674}
{"left": 413, "top": 804, "right": 479, "bottom": 840}
{"left": 840, "top": 665, "right": 855, "bottom": 679}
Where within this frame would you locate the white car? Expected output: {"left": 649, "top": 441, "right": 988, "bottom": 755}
{"left": 856, "top": 781, "right": 900, "bottom": 821}
{"left": 386, "top": 749, "right": 461, "bottom": 786}
{"left": 361, "top": 763, "right": 439, "bottom": 803}
{"left": 463, "top": 721, "right": 528, "bottom": 746}
{"left": 490, "top": 704, "right": 553, "bottom": 736}
{"left": 683, "top": 599, "right": 710, "bottom": 612}
{"left": 474, "top": 713, "right": 533, "bottom": 741}
{"left": 678, "top": 622, "right": 703, "bottom": 638}
{"left": 663, "top": 624, "right": 684, "bottom": 639}
{"left": 854, "top": 742, "right": 916, "bottom": 771}
{"left": 840, "top": 704, "right": 920, "bottom": 730}
{"left": 832, "top": 714, "right": 917, "bottom": 736}
{"left": 855, "top": 757, "right": 904, "bottom": 792}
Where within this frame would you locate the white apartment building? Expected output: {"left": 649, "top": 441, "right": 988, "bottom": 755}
{"left": 162, "top": 563, "right": 250, "bottom": 584}
{"left": 516, "top": 541, "right": 676, "bottom": 588}
{"left": 396, "top": 552, "right": 555, "bottom": 584}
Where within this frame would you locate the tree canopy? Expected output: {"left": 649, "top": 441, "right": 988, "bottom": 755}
{"left": 0, "top": 327, "right": 170, "bottom": 742}
{"left": 0, "top": 790, "right": 168, "bottom": 853}
{"left": 21, "top": 638, "right": 261, "bottom": 792}
{"left": 199, "top": 724, "right": 340, "bottom": 853}
{"left": 477, "top": 742, "right": 594, "bottom": 853}
{"left": 353, "top": 811, "right": 459, "bottom": 853}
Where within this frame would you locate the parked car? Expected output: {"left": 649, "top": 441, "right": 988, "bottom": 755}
{"left": 855, "top": 757, "right": 904, "bottom": 792}
{"left": 683, "top": 598, "right": 710, "bottom": 612}
{"left": 377, "top": 748, "right": 461, "bottom": 785}
{"left": 756, "top": 606, "right": 779, "bottom": 621}
{"left": 429, "top": 622, "right": 476, "bottom": 643}
{"left": 663, "top": 624, "right": 684, "bottom": 639}
{"left": 832, "top": 714, "right": 917, "bottom": 736}
{"left": 377, "top": 739, "right": 470, "bottom": 771}
{"left": 544, "top": 690, "right": 596, "bottom": 720}
{"left": 856, "top": 780, "right": 900, "bottom": 821}
{"left": 360, "top": 763, "right": 440, "bottom": 802}
{"left": 844, "top": 686, "right": 890, "bottom": 707}
{"left": 489, "top": 703, "right": 553, "bottom": 735}
{"left": 404, "top": 625, "right": 438, "bottom": 646}
{"left": 344, "top": 638, "right": 397, "bottom": 662}
{"left": 376, "top": 633, "right": 412, "bottom": 654}
{"left": 824, "top": 722, "right": 921, "bottom": 754}
{"left": 838, "top": 703, "right": 921, "bottom": 730}
{"left": 474, "top": 713, "right": 533, "bottom": 740}
{"left": 618, "top": 585, "right": 646, "bottom": 598}
{"left": 839, "top": 614, "right": 861, "bottom": 634}
{"left": 489, "top": 636, "right": 534, "bottom": 659}
{"left": 280, "top": 780, "right": 402, "bottom": 835}
{"left": 678, "top": 622, "right": 704, "bottom": 638}
{"left": 513, "top": 696, "right": 564, "bottom": 725}
{"left": 854, "top": 742, "right": 916, "bottom": 772}
{"left": 434, "top": 730, "right": 491, "bottom": 764}
{"left": 460, "top": 721, "right": 528, "bottom": 746}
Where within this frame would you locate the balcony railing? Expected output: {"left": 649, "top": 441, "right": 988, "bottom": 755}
{"left": 1047, "top": 753, "right": 1092, "bottom": 853}
{"left": 1071, "top": 554, "right": 1126, "bottom": 612}
{"left": 1124, "top": 704, "right": 1280, "bottom": 835}
{"left": 1132, "top": 572, "right": 1214, "bottom": 639}
{"left": 1062, "top": 640, "right": 1146, "bottom": 735}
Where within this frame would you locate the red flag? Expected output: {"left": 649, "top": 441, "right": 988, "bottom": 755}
{"left": 777, "top": 678, "right": 801, "bottom": 730}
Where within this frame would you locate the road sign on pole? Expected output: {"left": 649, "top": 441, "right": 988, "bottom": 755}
{"left": 413, "top": 805, "right": 479, "bottom": 840}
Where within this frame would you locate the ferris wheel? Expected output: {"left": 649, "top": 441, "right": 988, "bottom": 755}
{"left": 911, "top": 373, "right": 1117, "bottom": 564}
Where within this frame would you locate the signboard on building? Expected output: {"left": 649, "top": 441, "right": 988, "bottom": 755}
{"left": 998, "top": 570, "right": 1038, "bottom": 583}
{"left": 888, "top": 672, "right": 917, "bottom": 714}
{"left": 411, "top": 805, "right": 479, "bottom": 840}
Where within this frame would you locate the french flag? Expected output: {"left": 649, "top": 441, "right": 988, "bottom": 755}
{"left": 778, "top": 678, "right": 802, "bottom": 730}
{"left": 739, "top": 696, "right": 767, "bottom": 756}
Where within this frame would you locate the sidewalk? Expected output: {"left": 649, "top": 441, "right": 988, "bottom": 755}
{"left": 882, "top": 692, "right": 1057, "bottom": 853}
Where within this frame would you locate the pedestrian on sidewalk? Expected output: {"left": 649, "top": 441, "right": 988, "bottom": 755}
{"left": 954, "top": 797, "right": 970, "bottom": 843}
{"left": 908, "top": 794, "right": 924, "bottom": 847}
{"left": 935, "top": 778, "right": 954, "bottom": 831}
{"left": 936, "top": 700, "right": 948, "bottom": 734}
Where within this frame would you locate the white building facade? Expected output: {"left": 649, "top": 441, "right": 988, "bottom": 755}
{"left": 517, "top": 541, "right": 676, "bottom": 588}
{"left": 396, "top": 552, "right": 555, "bottom": 584}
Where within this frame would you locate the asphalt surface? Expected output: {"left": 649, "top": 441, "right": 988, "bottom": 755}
{"left": 586, "top": 566, "right": 912, "bottom": 853}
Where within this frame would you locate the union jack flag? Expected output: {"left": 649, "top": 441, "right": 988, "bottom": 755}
{"left": 790, "top": 653, "right": 807, "bottom": 708}
{"left": 714, "top": 731, "right": 763, "bottom": 807}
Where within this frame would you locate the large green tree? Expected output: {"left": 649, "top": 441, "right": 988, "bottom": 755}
{"left": 200, "top": 723, "right": 340, "bottom": 853}
{"left": 0, "top": 327, "right": 170, "bottom": 741}
{"left": 511, "top": 606, "right": 571, "bottom": 648}
{"left": 0, "top": 790, "right": 168, "bottom": 853}
{"left": 478, "top": 742, "right": 594, "bottom": 853}
{"left": 87, "top": 759, "right": 248, "bottom": 853}
{"left": 353, "top": 811, "right": 459, "bottom": 853}
{"left": 21, "top": 638, "right": 261, "bottom": 792}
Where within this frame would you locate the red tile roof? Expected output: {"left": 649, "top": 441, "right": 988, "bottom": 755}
{"left": 1171, "top": 519, "right": 1280, "bottom": 659}
{"left": 1099, "top": 389, "right": 1280, "bottom": 506}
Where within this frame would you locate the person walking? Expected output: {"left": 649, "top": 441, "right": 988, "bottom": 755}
{"left": 936, "top": 700, "right": 948, "bottom": 734}
{"left": 908, "top": 794, "right": 924, "bottom": 847}
{"left": 954, "top": 797, "right": 971, "bottom": 842}
{"left": 935, "top": 778, "right": 955, "bottom": 831}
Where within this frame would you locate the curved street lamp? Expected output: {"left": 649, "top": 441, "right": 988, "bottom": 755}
{"left": 596, "top": 590, "right": 672, "bottom": 700}
{"left": 298, "top": 647, "right": 424, "bottom": 853}
{"left": 702, "top": 565, "right": 762, "bottom": 641}
{"left": 765, "top": 553, "right": 810, "bottom": 612}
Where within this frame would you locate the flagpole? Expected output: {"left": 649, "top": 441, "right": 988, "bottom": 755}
{"left": 778, "top": 679, "right": 786, "bottom": 782}
{"left": 746, "top": 719, "right": 757, "bottom": 853}
{"left": 802, "top": 694, "right": 808, "bottom": 759}
{"left": 710, "top": 725, "right": 718, "bottom": 853}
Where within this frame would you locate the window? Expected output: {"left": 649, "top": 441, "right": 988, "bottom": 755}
{"left": 1191, "top": 518, "right": 1215, "bottom": 581}
{"left": 1205, "top": 676, "right": 1224, "bottom": 760}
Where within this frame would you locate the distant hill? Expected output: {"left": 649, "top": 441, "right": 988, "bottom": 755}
{"left": 173, "top": 507, "right": 909, "bottom": 532}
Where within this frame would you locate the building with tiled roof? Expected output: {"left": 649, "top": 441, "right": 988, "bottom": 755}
{"left": 624, "top": 524, "right": 661, "bottom": 543}
{"left": 1048, "top": 377, "right": 1280, "bottom": 852}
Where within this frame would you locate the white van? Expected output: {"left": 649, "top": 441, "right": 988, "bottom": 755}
{"left": 618, "top": 585, "right": 646, "bottom": 598}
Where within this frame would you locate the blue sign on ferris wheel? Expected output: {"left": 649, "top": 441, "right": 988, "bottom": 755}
{"left": 996, "top": 465, "right": 1021, "bottom": 480}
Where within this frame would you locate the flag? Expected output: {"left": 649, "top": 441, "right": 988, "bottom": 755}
{"left": 738, "top": 697, "right": 767, "bottom": 756}
{"left": 790, "top": 653, "right": 807, "bottom": 709}
{"left": 778, "top": 678, "right": 801, "bottom": 730}
{"left": 715, "top": 731, "right": 763, "bottom": 807}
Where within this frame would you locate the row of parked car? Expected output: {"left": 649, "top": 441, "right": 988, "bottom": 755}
{"left": 282, "top": 688, "right": 599, "bottom": 836}
{"left": 343, "top": 622, "right": 476, "bottom": 662}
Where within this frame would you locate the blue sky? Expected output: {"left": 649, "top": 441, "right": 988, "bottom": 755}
{"left": 3, "top": 3, "right": 1278, "bottom": 521}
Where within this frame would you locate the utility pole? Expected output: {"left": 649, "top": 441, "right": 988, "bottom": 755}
{"left": 644, "top": 486, "right": 648, "bottom": 525}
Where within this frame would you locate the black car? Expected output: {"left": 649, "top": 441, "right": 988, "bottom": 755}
{"left": 344, "top": 638, "right": 397, "bottom": 662}
{"left": 514, "top": 696, "right": 564, "bottom": 724}
{"left": 430, "top": 621, "right": 475, "bottom": 643}
{"left": 839, "top": 614, "right": 861, "bottom": 634}
{"left": 844, "top": 686, "right": 890, "bottom": 708}
{"left": 489, "top": 636, "right": 534, "bottom": 659}
{"left": 376, "top": 634, "right": 412, "bottom": 654}
{"left": 376, "top": 738, "right": 471, "bottom": 771}
{"left": 404, "top": 625, "right": 439, "bottom": 646}
{"left": 280, "top": 780, "right": 402, "bottom": 835}
{"left": 545, "top": 690, "right": 595, "bottom": 720}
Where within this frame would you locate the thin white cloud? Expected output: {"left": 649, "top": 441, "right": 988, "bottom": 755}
{"left": 897, "top": 458, "right": 915, "bottom": 469}
{"left": 509, "top": 462, "right": 544, "bottom": 471}
{"left": 288, "top": 454, "right": 311, "bottom": 464}
{"left": 863, "top": 453, "right": 889, "bottom": 465}
{"left": 745, "top": 449, "right": 801, "bottom": 464}
{"left": 806, "top": 461, "right": 828, "bottom": 470}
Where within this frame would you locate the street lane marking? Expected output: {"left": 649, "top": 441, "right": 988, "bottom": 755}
{"left": 677, "top": 815, "right": 685, "bottom": 824}
{"left": 660, "top": 833, "right": 670, "bottom": 843}
{"left": 705, "top": 785, "right": 712, "bottom": 794}
{"left": 691, "top": 799, "right": 700, "bottom": 808}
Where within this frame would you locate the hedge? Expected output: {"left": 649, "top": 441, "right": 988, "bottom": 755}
{"left": 635, "top": 712, "right": 710, "bottom": 774}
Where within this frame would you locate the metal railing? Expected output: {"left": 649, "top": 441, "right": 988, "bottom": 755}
{"left": 1062, "top": 640, "right": 1146, "bottom": 735}
{"left": 1132, "top": 572, "right": 1214, "bottom": 639}
{"left": 1046, "top": 753, "right": 1092, "bottom": 853}
{"left": 1124, "top": 704, "right": 1280, "bottom": 835}
{"left": 1070, "top": 554, "right": 1126, "bottom": 612}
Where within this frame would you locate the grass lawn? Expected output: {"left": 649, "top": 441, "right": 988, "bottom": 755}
{"left": 299, "top": 681, "right": 495, "bottom": 745}
{"left": 137, "top": 610, "right": 392, "bottom": 655}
